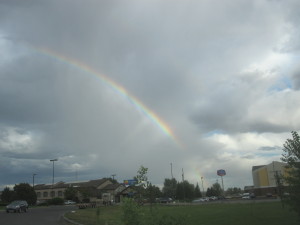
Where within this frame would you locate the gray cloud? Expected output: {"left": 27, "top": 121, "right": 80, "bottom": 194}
{"left": 292, "top": 67, "right": 300, "bottom": 90}
{"left": 258, "top": 146, "right": 281, "bottom": 151}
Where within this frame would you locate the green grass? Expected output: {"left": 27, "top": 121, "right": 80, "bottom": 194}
{"left": 65, "top": 201, "right": 299, "bottom": 225}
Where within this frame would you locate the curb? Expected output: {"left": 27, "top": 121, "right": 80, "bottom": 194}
{"left": 62, "top": 212, "right": 83, "bottom": 225}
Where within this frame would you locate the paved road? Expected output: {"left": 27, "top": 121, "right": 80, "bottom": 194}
{"left": 0, "top": 205, "right": 77, "bottom": 225}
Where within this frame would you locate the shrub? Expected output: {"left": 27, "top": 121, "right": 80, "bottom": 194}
{"left": 122, "top": 198, "right": 142, "bottom": 225}
{"left": 48, "top": 197, "right": 64, "bottom": 205}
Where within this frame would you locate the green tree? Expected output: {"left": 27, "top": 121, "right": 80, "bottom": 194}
{"left": 226, "top": 187, "right": 242, "bottom": 196}
{"left": 194, "top": 183, "right": 202, "bottom": 198}
{"left": 145, "top": 184, "right": 162, "bottom": 203}
{"left": 206, "top": 188, "right": 212, "bottom": 197}
{"left": 207, "top": 183, "right": 222, "bottom": 197}
{"left": 135, "top": 165, "right": 149, "bottom": 188}
{"left": 78, "top": 187, "right": 91, "bottom": 201}
{"left": 176, "top": 180, "right": 195, "bottom": 201}
{"left": 13, "top": 183, "right": 37, "bottom": 205}
{"left": 281, "top": 131, "right": 300, "bottom": 217}
{"left": 162, "top": 178, "right": 177, "bottom": 198}
{"left": 64, "top": 187, "right": 78, "bottom": 201}
{"left": 1, "top": 187, "right": 14, "bottom": 203}
{"left": 133, "top": 165, "right": 149, "bottom": 202}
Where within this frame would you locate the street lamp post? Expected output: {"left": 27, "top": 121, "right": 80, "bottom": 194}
{"left": 33, "top": 173, "right": 37, "bottom": 189}
{"left": 201, "top": 177, "right": 205, "bottom": 196}
{"left": 50, "top": 159, "right": 58, "bottom": 187}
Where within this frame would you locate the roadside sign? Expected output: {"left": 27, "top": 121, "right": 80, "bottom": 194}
{"left": 217, "top": 169, "right": 226, "bottom": 176}
{"left": 123, "top": 179, "right": 137, "bottom": 186}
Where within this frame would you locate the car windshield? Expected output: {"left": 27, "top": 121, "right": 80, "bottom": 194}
{"left": 9, "top": 201, "right": 20, "bottom": 206}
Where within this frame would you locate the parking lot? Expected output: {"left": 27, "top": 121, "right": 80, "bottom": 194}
{"left": 0, "top": 205, "right": 76, "bottom": 225}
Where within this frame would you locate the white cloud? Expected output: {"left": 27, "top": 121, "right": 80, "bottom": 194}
{"left": 0, "top": 127, "right": 37, "bottom": 154}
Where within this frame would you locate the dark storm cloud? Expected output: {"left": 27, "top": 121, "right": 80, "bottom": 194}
{"left": 0, "top": 56, "right": 62, "bottom": 126}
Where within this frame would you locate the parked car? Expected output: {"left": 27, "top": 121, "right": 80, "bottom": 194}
{"left": 157, "top": 197, "right": 172, "bottom": 203}
{"left": 192, "top": 198, "right": 202, "bottom": 203}
{"left": 6, "top": 200, "right": 28, "bottom": 213}
{"left": 242, "top": 193, "right": 251, "bottom": 199}
{"left": 209, "top": 196, "right": 218, "bottom": 201}
{"left": 242, "top": 195, "right": 250, "bottom": 199}
{"left": 64, "top": 200, "right": 76, "bottom": 205}
{"left": 192, "top": 197, "right": 209, "bottom": 203}
{"left": 266, "top": 193, "right": 273, "bottom": 197}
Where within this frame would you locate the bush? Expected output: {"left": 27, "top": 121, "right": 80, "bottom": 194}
{"left": 0, "top": 202, "right": 8, "bottom": 206}
{"left": 82, "top": 198, "right": 90, "bottom": 203}
{"left": 122, "top": 198, "right": 142, "bottom": 225}
{"left": 122, "top": 198, "right": 187, "bottom": 225}
{"left": 47, "top": 197, "right": 64, "bottom": 205}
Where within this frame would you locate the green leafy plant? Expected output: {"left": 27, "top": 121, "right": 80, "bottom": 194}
{"left": 122, "top": 198, "right": 142, "bottom": 225}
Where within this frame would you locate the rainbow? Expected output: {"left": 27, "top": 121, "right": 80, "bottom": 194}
{"left": 33, "top": 46, "right": 182, "bottom": 148}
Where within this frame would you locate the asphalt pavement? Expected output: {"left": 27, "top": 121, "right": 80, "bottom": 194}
{"left": 0, "top": 205, "right": 77, "bottom": 225}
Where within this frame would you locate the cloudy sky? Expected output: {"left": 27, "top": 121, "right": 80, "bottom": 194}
{"left": 0, "top": 0, "right": 300, "bottom": 191}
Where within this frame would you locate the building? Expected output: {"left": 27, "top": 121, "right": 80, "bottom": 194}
{"left": 252, "top": 161, "right": 288, "bottom": 196}
{"left": 34, "top": 178, "right": 125, "bottom": 203}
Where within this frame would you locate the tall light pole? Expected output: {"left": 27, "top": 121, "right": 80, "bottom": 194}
{"left": 50, "top": 159, "right": 58, "bottom": 187}
{"left": 170, "top": 163, "right": 173, "bottom": 179}
{"left": 201, "top": 177, "right": 205, "bottom": 196}
{"left": 33, "top": 173, "right": 37, "bottom": 189}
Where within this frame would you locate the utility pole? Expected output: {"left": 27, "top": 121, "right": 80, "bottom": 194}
{"left": 182, "top": 168, "right": 185, "bottom": 202}
{"left": 170, "top": 163, "right": 173, "bottom": 179}
{"left": 201, "top": 176, "right": 205, "bottom": 196}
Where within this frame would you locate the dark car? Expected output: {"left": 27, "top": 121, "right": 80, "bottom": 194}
{"left": 6, "top": 200, "right": 29, "bottom": 213}
{"left": 157, "top": 197, "right": 173, "bottom": 203}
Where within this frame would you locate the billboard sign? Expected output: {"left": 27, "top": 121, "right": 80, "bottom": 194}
{"left": 217, "top": 169, "right": 226, "bottom": 176}
{"left": 124, "top": 179, "right": 137, "bottom": 186}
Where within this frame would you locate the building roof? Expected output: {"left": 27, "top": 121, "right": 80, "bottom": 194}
{"left": 252, "top": 165, "right": 265, "bottom": 171}
{"left": 34, "top": 178, "right": 110, "bottom": 190}
{"left": 102, "top": 183, "right": 124, "bottom": 191}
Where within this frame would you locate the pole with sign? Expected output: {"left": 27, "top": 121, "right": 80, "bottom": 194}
{"left": 217, "top": 169, "right": 226, "bottom": 192}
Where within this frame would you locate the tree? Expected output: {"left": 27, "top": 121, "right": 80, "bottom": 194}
{"left": 78, "top": 187, "right": 91, "bottom": 202}
{"left": 207, "top": 183, "right": 222, "bottom": 197}
{"left": 162, "top": 178, "right": 177, "bottom": 198}
{"left": 281, "top": 131, "right": 300, "bottom": 216}
{"left": 226, "top": 187, "right": 242, "bottom": 196}
{"left": 64, "top": 187, "right": 78, "bottom": 201}
{"left": 1, "top": 187, "right": 14, "bottom": 203}
{"left": 13, "top": 183, "right": 37, "bottom": 205}
{"left": 133, "top": 165, "right": 149, "bottom": 202}
{"left": 176, "top": 180, "right": 195, "bottom": 201}
{"left": 194, "top": 183, "right": 202, "bottom": 198}
{"left": 135, "top": 165, "right": 149, "bottom": 188}
{"left": 145, "top": 184, "right": 162, "bottom": 203}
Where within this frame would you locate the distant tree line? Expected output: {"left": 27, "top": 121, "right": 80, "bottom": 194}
{"left": 162, "top": 178, "right": 202, "bottom": 201}
{"left": 132, "top": 166, "right": 244, "bottom": 202}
